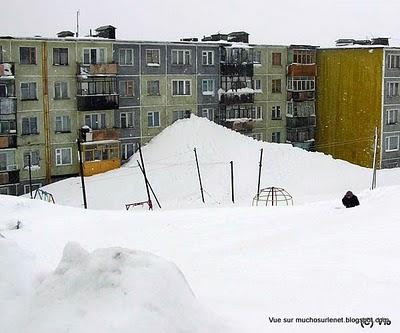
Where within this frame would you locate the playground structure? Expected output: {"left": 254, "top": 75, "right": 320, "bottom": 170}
{"left": 34, "top": 188, "right": 55, "bottom": 204}
{"left": 252, "top": 187, "right": 293, "bottom": 206}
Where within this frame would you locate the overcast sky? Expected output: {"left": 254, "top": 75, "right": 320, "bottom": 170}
{"left": 2, "top": 0, "right": 399, "bottom": 47}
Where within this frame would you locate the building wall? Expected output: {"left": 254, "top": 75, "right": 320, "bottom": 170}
{"left": 316, "top": 48, "right": 383, "bottom": 168}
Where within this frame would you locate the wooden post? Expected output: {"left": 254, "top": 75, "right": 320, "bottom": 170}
{"left": 371, "top": 127, "right": 378, "bottom": 190}
{"left": 257, "top": 148, "right": 263, "bottom": 201}
{"left": 230, "top": 161, "right": 234, "bottom": 203}
{"left": 28, "top": 154, "right": 33, "bottom": 199}
{"left": 138, "top": 143, "right": 153, "bottom": 210}
{"left": 194, "top": 148, "right": 205, "bottom": 203}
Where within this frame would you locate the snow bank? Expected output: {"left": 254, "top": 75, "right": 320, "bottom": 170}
{"left": 15, "top": 243, "right": 233, "bottom": 333}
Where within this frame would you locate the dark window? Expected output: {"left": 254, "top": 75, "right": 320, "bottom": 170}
{"left": 20, "top": 47, "right": 36, "bottom": 64}
{"left": 21, "top": 82, "right": 37, "bottom": 100}
{"left": 272, "top": 132, "right": 281, "bottom": 143}
{"left": 23, "top": 150, "right": 40, "bottom": 167}
{"left": 147, "top": 80, "right": 160, "bottom": 96}
{"left": 22, "top": 117, "right": 38, "bottom": 135}
{"left": 272, "top": 53, "right": 281, "bottom": 66}
{"left": 53, "top": 48, "right": 68, "bottom": 65}
{"left": 272, "top": 79, "right": 281, "bottom": 93}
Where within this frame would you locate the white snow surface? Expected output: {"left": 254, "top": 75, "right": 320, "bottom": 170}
{"left": 41, "top": 116, "right": 400, "bottom": 210}
{"left": 2, "top": 116, "right": 400, "bottom": 332}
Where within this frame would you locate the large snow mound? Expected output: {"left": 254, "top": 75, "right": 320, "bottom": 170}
{"left": 13, "top": 242, "right": 233, "bottom": 333}
{"left": 42, "top": 116, "right": 400, "bottom": 210}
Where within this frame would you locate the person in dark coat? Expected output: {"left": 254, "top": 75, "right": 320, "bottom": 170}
{"left": 342, "top": 191, "right": 360, "bottom": 208}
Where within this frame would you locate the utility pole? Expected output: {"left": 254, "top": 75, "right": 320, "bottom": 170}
{"left": 256, "top": 148, "right": 263, "bottom": 202}
{"left": 138, "top": 143, "right": 153, "bottom": 210}
{"left": 230, "top": 161, "right": 234, "bottom": 203}
{"left": 28, "top": 154, "right": 33, "bottom": 199}
{"left": 371, "top": 126, "right": 378, "bottom": 190}
{"left": 194, "top": 148, "right": 205, "bottom": 203}
{"left": 77, "top": 138, "right": 87, "bottom": 209}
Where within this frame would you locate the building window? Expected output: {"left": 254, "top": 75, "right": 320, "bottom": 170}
{"left": 287, "top": 102, "right": 293, "bottom": 116}
{"left": 119, "top": 81, "right": 135, "bottom": 97}
{"left": 147, "top": 111, "right": 160, "bottom": 127}
{"left": 85, "top": 113, "right": 106, "bottom": 130}
{"left": 147, "top": 80, "right": 160, "bottom": 96}
{"left": 202, "top": 79, "right": 214, "bottom": 95}
{"left": 54, "top": 82, "right": 68, "bottom": 99}
{"left": 122, "top": 143, "right": 136, "bottom": 160}
{"left": 202, "top": 108, "right": 214, "bottom": 121}
{"left": 385, "top": 135, "right": 400, "bottom": 152}
{"left": 146, "top": 49, "right": 160, "bottom": 66}
{"left": 55, "top": 148, "right": 72, "bottom": 166}
{"left": 0, "top": 46, "right": 2, "bottom": 63}
{"left": 78, "top": 80, "right": 117, "bottom": 96}
{"left": 272, "top": 131, "right": 281, "bottom": 143}
{"left": 272, "top": 79, "right": 281, "bottom": 93}
{"left": 23, "top": 150, "right": 40, "bottom": 168}
{"left": 24, "top": 183, "right": 41, "bottom": 194}
{"left": 0, "top": 150, "right": 16, "bottom": 171}
{"left": 251, "top": 106, "right": 262, "bottom": 120}
{"left": 172, "top": 49, "right": 191, "bottom": 65}
{"left": 0, "top": 84, "right": 6, "bottom": 97}
{"left": 120, "top": 112, "right": 134, "bottom": 128}
{"left": 0, "top": 187, "right": 8, "bottom": 195}
{"left": 254, "top": 50, "right": 261, "bottom": 64}
{"left": 0, "top": 120, "right": 16, "bottom": 134}
{"left": 53, "top": 48, "right": 68, "bottom": 65}
{"left": 272, "top": 52, "right": 282, "bottom": 66}
{"left": 254, "top": 79, "right": 262, "bottom": 91}
{"left": 387, "top": 109, "right": 399, "bottom": 125}
{"left": 55, "top": 115, "right": 71, "bottom": 133}
{"left": 388, "top": 82, "right": 400, "bottom": 96}
{"left": 119, "top": 49, "right": 134, "bottom": 66}
{"left": 293, "top": 50, "right": 315, "bottom": 64}
{"left": 20, "top": 47, "right": 36, "bottom": 64}
{"left": 22, "top": 117, "right": 38, "bottom": 135}
{"left": 172, "top": 80, "right": 191, "bottom": 95}
{"left": 202, "top": 51, "right": 214, "bottom": 65}
{"left": 388, "top": 55, "right": 400, "bottom": 69}
{"left": 272, "top": 106, "right": 281, "bottom": 119}
{"left": 21, "top": 82, "right": 37, "bottom": 100}
{"left": 172, "top": 110, "right": 190, "bottom": 122}
{"left": 83, "top": 48, "right": 106, "bottom": 64}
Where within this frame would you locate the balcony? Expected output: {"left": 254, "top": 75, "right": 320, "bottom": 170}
{"left": 77, "top": 94, "right": 119, "bottom": 111}
{"left": 286, "top": 116, "right": 316, "bottom": 129}
{"left": 224, "top": 118, "right": 255, "bottom": 132}
{"left": 0, "top": 169, "right": 19, "bottom": 185}
{"left": 0, "top": 63, "right": 15, "bottom": 78}
{"left": 0, "top": 135, "right": 17, "bottom": 149}
{"left": 219, "top": 89, "right": 255, "bottom": 105}
{"left": 287, "top": 64, "right": 316, "bottom": 77}
{"left": 86, "top": 128, "right": 119, "bottom": 142}
{"left": 287, "top": 91, "right": 315, "bottom": 102}
{"left": 220, "top": 63, "right": 254, "bottom": 76}
{"left": 0, "top": 98, "right": 17, "bottom": 116}
{"left": 78, "top": 63, "right": 118, "bottom": 76}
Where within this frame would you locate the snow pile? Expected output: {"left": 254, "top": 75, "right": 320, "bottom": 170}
{"left": 2, "top": 241, "right": 233, "bottom": 333}
{"left": 43, "top": 116, "right": 400, "bottom": 210}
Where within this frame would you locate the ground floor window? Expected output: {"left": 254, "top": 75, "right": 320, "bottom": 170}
{"left": 121, "top": 143, "right": 136, "bottom": 160}
{"left": 249, "top": 133, "right": 263, "bottom": 141}
{"left": 0, "top": 186, "right": 9, "bottom": 195}
{"left": 272, "top": 131, "right": 281, "bottom": 143}
{"left": 24, "top": 183, "right": 42, "bottom": 194}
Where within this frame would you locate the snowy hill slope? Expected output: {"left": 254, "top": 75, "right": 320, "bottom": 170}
{"left": 42, "top": 116, "right": 400, "bottom": 210}
{"left": 1, "top": 186, "right": 400, "bottom": 332}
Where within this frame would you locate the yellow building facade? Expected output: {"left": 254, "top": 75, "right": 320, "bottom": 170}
{"left": 316, "top": 48, "right": 383, "bottom": 168}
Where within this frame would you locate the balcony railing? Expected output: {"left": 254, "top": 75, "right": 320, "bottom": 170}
{"left": 287, "top": 91, "right": 315, "bottom": 102}
{"left": 287, "top": 64, "right": 316, "bottom": 76}
{"left": 0, "top": 98, "right": 17, "bottom": 115}
{"left": 0, "top": 63, "right": 15, "bottom": 77}
{"left": 224, "top": 118, "right": 255, "bottom": 132}
{"left": 220, "top": 92, "right": 254, "bottom": 105}
{"left": 78, "top": 63, "right": 118, "bottom": 76}
{"left": 0, "top": 135, "right": 17, "bottom": 149}
{"left": 286, "top": 116, "right": 316, "bottom": 129}
{"left": 220, "top": 63, "right": 254, "bottom": 76}
{"left": 0, "top": 169, "right": 19, "bottom": 185}
{"left": 77, "top": 94, "right": 119, "bottom": 111}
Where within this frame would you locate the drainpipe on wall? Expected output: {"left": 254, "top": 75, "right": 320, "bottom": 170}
{"left": 41, "top": 42, "right": 51, "bottom": 183}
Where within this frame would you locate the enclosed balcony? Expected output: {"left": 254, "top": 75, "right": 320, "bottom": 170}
{"left": 80, "top": 128, "right": 119, "bottom": 142}
{"left": 287, "top": 91, "right": 315, "bottom": 102}
{"left": 77, "top": 78, "right": 119, "bottom": 111}
{"left": 0, "top": 135, "right": 17, "bottom": 149}
{"left": 77, "top": 95, "right": 119, "bottom": 111}
{"left": 77, "top": 63, "right": 118, "bottom": 76}
{"left": 0, "top": 169, "right": 19, "bottom": 185}
{"left": 0, "top": 98, "right": 17, "bottom": 116}
{"left": 219, "top": 88, "right": 255, "bottom": 105}
{"left": 220, "top": 63, "right": 254, "bottom": 76}
{"left": 224, "top": 118, "right": 255, "bottom": 132}
{"left": 286, "top": 116, "right": 316, "bottom": 129}
{"left": 287, "top": 64, "right": 316, "bottom": 76}
{"left": 0, "top": 63, "right": 15, "bottom": 78}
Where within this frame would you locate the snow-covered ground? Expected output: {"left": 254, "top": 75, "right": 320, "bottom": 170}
{"left": 2, "top": 117, "right": 400, "bottom": 332}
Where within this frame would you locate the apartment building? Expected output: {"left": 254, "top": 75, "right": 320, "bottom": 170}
{"left": 0, "top": 27, "right": 289, "bottom": 195}
{"left": 316, "top": 38, "right": 400, "bottom": 168}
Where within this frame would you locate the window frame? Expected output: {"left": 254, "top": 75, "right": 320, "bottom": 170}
{"left": 19, "top": 47, "right": 37, "bottom": 65}
{"left": 23, "top": 150, "right": 40, "bottom": 168}
{"left": 388, "top": 82, "right": 400, "bottom": 97}
{"left": 121, "top": 142, "right": 136, "bottom": 160}
{"left": 84, "top": 113, "right": 106, "bottom": 130}
{"left": 271, "top": 79, "right": 282, "bottom": 93}
{"left": 388, "top": 54, "right": 400, "bottom": 69}
{"left": 120, "top": 111, "right": 135, "bottom": 128}
{"left": 147, "top": 80, "right": 160, "bottom": 96}
{"left": 385, "top": 135, "right": 400, "bottom": 152}
{"left": 172, "top": 80, "right": 191, "bottom": 96}
{"left": 272, "top": 131, "right": 281, "bottom": 143}
{"left": 54, "top": 81, "right": 69, "bottom": 100}
{"left": 55, "top": 115, "right": 71, "bottom": 133}
{"left": 55, "top": 147, "right": 73, "bottom": 166}
{"left": 251, "top": 106, "right": 263, "bottom": 120}
{"left": 202, "top": 108, "right": 214, "bottom": 121}
{"left": 171, "top": 49, "right": 191, "bottom": 65}
{"left": 21, "top": 116, "right": 38, "bottom": 135}
{"left": 201, "top": 79, "right": 215, "bottom": 95}
{"left": 202, "top": 50, "right": 214, "bottom": 65}
{"left": 82, "top": 48, "right": 106, "bottom": 65}
{"left": 53, "top": 48, "right": 69, "bottom": 66}
{"left": 119, "top": 80, "right": 135, "bottom": 97}
{"left": 387, "top": 109, "right": 399, "bottom": 125}
{"left": 147, "top": 111, "right": 160, "bottom": 128}
{"left": 272, "top": 52, "right": 282, "bottom": 66}
{"left": 146, "top": 49, "right": 161, "bottom": 66}
{"left": 119, "top": 49, "right": 134, "bottom": 66}
{"left": 20, "top": 82, "right": 37, "bottom": 100}
{"left": 272, "top": 105, "right": 282, "bottom": 120}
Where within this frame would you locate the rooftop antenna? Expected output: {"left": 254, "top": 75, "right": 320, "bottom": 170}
{"left": 76, "top": 10, "right": 80, "bottom": 37}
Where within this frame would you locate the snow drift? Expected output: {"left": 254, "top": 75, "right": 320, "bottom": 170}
{"left": 2, "top": 241, "right": 233, "bottom": 333}
{"left": 43, "top": 116, "right": 400, "bottom": 210}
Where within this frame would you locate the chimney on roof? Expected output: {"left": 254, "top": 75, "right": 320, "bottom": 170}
{"left": 95, "top": 25, "right": 116, "bottom": 39}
